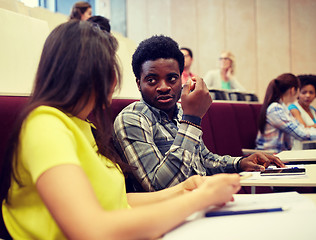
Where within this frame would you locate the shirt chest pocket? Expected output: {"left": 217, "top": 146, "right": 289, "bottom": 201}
{"left": 155, "top": 140, "right": 174, "bottom": 155}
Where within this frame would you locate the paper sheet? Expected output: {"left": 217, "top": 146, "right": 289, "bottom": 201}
{"left": 164, "top": 192, "right": 316, "bottom": 240}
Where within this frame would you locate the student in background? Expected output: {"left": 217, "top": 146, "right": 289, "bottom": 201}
{"left": 288, "top": 74, "right": 316, "bottom": 149}
{"left": 0, "top": 21, "right": 241, "bottom": 240}
{"left": 69, "top": 1, "right": 92, "bottom": 21}
{"left": 203, "top": 51, "right": 245, "bottom": 91}
{"left": 87, "top": 15, "right": 111, "bottom": 33}
{"left": 256, "top": 73, "right": 316, "bottom": 153}
{"left": 180, "top": 47, "right": 195, "bottom": 85}
{"left": 289, "top": 74, "right": 316, "bottom": 128}
{"left": 114, "top": 35, "right": 284, "bottom": 192}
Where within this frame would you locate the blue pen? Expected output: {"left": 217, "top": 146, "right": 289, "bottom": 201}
{"left": 205, "top": 207, "right": 286, "bottom": 217}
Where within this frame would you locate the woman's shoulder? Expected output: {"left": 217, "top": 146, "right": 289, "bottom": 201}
{"left": 267, "top": 102, "right": 285, "bottom": 113}
{"left": 310, "top": 105, "right": 316, "bottom": 112}
{"left": 268, "top": 101, "right": 282, "bottom": 108}
{"left": 288, "top": 103, "right": 299, "bottom": 111}
{"left": 27, "top": 106, "right": 69, "bottom": 122}
{"left": 25, "top": 106, "right": 79, "bottom": 131}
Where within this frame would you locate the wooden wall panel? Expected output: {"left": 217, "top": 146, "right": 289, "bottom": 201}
{"left": 147, "top": 0, "right": 171, "bottom": 37}
{"left": 226, "top": 0, "right": 256, "bottom": 93}
{"left": 256, "top": 0, "right": 290, "bottom": 101}
{"left": 125, "top": 0, "right": 316, "bottom": 102}
{"left": 0, "top": 8, "right": 49, "bottom": 95}
{"left": 170, "top": 0, "right": 198, "bottom": 74}
{"left": 290, "top": 0, "right": 316, "bottom": 75}
{"left": 196, "top": 0, "right": 225, "bottom": 77}
{"left": 126, "top": 0, "right": 147, "bottom": 45}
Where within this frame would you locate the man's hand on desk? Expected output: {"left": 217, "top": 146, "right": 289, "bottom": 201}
{"left": 239, "top": 152, "right": 285, "bottom": 172}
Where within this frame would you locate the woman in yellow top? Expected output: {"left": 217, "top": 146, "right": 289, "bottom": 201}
{"left": 0, "top": 21, "right": 240, "bottom": 240}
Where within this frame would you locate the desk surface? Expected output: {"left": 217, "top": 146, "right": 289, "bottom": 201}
{"left": 276, "top": 149, "right": 316, "bottom": 163}
{"left": 241, "top": 164, "right": 316, "bottom": 187}
{"left": 163, "top": 192, "right": 316, "bottom": 240}
{"left": 302, "top": 194, "right": 316, "bottom": 205}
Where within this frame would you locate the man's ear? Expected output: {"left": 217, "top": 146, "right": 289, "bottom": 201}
{"left": 136, "top": 79, "right": 141, "bottom": 91}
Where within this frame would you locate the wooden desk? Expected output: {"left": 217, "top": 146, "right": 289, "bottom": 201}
{"left": 302, "top": 194, "right": 316, "bottom": 205}
{"left": 241, "top": 164, "right": 316, "bottom": 193}
{"left": 163, "top": 192, "right": 316, "bottom": 240}
{"left": 276, "top": 149, "right": 316, "bottom": 163}
{"left": 241, "top": 164, "right": 316, "bottom": 187}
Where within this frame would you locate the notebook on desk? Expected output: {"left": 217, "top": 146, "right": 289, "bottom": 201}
{"left": 276, "top": 149, "right": 316, "bottom": 163}
{"left": 163, "top": 192, "right": 316, "bottom": 240}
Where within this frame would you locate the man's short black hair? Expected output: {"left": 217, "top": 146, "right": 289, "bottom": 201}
{"left": 180, "top": 47, "right": 193, "bottom": 58}
{"left": 132, "top": 35, "right": 184, "bottom": 80}
{"left": 298, "top": 74, "right": 316, "bottom": 90}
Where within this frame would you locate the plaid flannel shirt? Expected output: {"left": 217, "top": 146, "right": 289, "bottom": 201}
{"left": 114, "top": 100, "right": 240, "bottom": 192}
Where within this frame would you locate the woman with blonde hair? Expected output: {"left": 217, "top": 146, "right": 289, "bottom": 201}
{"left": 204, "top": 51, "right": 245, "bottom": 91}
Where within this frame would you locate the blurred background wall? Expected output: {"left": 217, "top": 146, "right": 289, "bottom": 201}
{"left": 1, "top": 0, "right": 316, "bottom": 102}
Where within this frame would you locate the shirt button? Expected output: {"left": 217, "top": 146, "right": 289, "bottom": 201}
{"left": 195, "top": 145, "right": 199, "bottom": 149}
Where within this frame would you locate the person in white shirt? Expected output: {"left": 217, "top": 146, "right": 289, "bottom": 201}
{"left": 204, "top": 51, "right": 245, "bottom": 91}
{"left": 288, "top": 74, "right": 316, "bottom": 149}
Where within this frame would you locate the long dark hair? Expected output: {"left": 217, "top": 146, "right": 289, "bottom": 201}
{"left": 69, "top": 1, "right": 91, "bottom": 20}
{"left": 258, "top": 73, "right": 300, "bottom": 133}
{"left": 0, "top": 20, "right": 124, "bottom": 203}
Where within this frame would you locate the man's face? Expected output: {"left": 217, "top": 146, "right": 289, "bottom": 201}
{"left": 137, "top": 58, "right": 182, "bottom": 116}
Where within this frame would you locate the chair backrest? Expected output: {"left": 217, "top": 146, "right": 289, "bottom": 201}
{"left": 205, "top": 102, "right": 243, "bottom": 156}
{"left": 0, "top": 96, "right": 28, "bottom": 240}
{"left": 0, "top": 97, "right": 138, "bottom": 161}
{"left": 231, "top": 103, "right": 258, "bottom": 149}
{"left": 201, "top": 101, "right": 263, "bottom": 156}
{"left": 244, "top": 93, "right": 259, "bottom": 102}
{"left": 0, "top": 96, "right": 29, "bottom": 163}
{"left": 201, "top": 110, "right": 216, "bottom": 153}
{"left": 228, "top": 92, "right": 246, "bottom": 101}
{"left": 209, "top": 89, "right": 228, "bottom": 100}
{"left": 110, "top": 99, "right": 139, "bottom": 121}
{"left": 250, "top": 103, "right": 262, "bottom": 125}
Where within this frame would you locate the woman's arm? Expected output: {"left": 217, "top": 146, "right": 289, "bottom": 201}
{"left": 127, "top": 175, "right": 203, "bottom": 207}
{"left": 37, "top": 165, "right": 240, "bottom": 240}
{"left": 228, "top": 73, "right": 246, "bottom": 91}
{"left": 290, "top": 108, "right": 308, "bottom": 127}
{"left": 203, "top": 70, "right": 216, "bottom": 89}
{"left": 267, "top": 103, "right": 316, "bottom": 141}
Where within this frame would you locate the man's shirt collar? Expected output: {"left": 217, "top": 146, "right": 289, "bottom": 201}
{"left": 140, "top": 98, "right": 182, "bottom": 122}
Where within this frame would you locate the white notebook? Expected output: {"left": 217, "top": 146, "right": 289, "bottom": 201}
{"left": 276, "top": 149, "right": 316, "bottom": 162}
